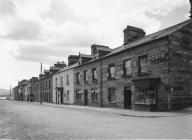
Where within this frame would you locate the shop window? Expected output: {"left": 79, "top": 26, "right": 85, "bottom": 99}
{"left": 91, "top": 89, "right": 98, "bottom": 101}
{"left": 84, "top": 70, "right": 89, "bottom": 83}
{"left": 138, "top": 55, "right": 148, "bottom": 74}
{"left": 124, "top": 59, "right": 132, "bottom": 76}
{"left": 108, "top": 64, "right": 115, "bottom": 79}
{"left": 76, "top": 90, "right": 81, "bottom": 100}
{"left": 76, "top": 73, "right": 80, "bottom": 84}
{"left": 92, "top": 68, "right": 97, "bottom": 81}
{"left": 134, "top": 78, "right": 159, "bottom": 105}
{"left": 108, "top": 88, "right": 116, "bottom": 103}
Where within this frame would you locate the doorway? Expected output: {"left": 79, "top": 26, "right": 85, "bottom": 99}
{"left": 60, "top": 89, "right": 63, "bottom": 104}
{"left": 84, "top": 89, "right": 88, "bottom": 106}
{"left": 124, "top": 87, "right": 132, "bottom": 109}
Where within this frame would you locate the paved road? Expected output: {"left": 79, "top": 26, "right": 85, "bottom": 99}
{"left": 0, "top": 100, "right": 192, "bottom": 140}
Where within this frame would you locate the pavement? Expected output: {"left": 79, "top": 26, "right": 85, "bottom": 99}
{"left": 16, "top": 100, "right": 190, "bottom": 118}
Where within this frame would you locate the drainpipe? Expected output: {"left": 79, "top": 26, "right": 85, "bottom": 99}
{"left": 168, "top": 37, "right": 171, "bottom": 111}
{"left": 100, "top": 59, "right": 103, "bottom": 107}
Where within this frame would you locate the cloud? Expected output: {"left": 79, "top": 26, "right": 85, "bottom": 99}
{"left": 7, "top": 0, "right": 190, "bottom": 64}
{"left": 0, "top": 88, "right": 9, "bottom": 95}
{"left": 145, "top": 2, "right": 189, "bottom": 29}
{"left": 0, "top": 0, "right": 16, "bottom": 16}
{"left": 2, "top": 19, "right": 42, "bottom": 41}
{"left": 42, "top": 0, "right": 77, "bottom": 24}
{"left": 12, "top": 44, "right": 80, "bottom": 63}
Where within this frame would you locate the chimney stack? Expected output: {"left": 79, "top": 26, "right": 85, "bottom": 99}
{"left": 123, "top": 26, "right": 145, "bottom": 45}
{"left": 190, "top": 0, "right": 192, "bottom": 18}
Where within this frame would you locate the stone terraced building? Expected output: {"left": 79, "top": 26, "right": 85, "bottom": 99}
{"left": 74, "top": 19, "right": 192, "bottom": 111}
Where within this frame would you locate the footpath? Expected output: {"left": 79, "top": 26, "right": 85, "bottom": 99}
{"left": 16, "top": 101, "right": 191, "bottom": 118}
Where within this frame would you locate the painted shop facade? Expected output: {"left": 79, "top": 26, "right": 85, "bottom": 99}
{"left": 52, "top": 62, "right": 78, "bottom": 104}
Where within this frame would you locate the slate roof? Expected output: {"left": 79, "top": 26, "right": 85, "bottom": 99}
{"left": 75, "top": 19, "right": 192, "bottom": 68}
{"left": 107, "top": 19, "right": 192, "bottom": 57}
{"left": 55, "top": 63, "right": 79, "bottom": 75}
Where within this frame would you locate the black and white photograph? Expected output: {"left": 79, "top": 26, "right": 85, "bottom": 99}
{"left": 0, "top": 0, "right": 192, "bottom": 139}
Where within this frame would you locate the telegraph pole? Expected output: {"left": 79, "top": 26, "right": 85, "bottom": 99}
{"left": 10, "top": 85, "right": 12, "bottom": 100}
{"left": 40, "top": 62, "right": 43, "bottom": 104}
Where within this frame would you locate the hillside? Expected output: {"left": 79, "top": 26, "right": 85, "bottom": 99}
{"left": 0, "top": 88, "right": 9, "bottom": 96}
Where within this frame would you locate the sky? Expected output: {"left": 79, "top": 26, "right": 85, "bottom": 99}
{"left": 0, "top": 0, "right": 191, "bottom": 89}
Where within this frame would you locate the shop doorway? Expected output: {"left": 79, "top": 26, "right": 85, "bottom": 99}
{"left": 124, "top": 87, "right": 132, "bottom": 109}
{"left": 84, "top": 89, "right": 88, "bottom": 106}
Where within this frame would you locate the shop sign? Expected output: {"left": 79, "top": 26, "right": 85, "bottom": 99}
{"left": 148, "top": 51, "right": 167, "bottom": 64}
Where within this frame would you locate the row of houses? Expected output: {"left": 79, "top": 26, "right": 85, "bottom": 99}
{"left": 12, "top": 9, "right": 192, "bottom": 111}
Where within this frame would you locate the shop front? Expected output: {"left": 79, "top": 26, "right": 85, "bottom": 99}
{"left": 132, "top": 77, "right": 160, "bottom": 111}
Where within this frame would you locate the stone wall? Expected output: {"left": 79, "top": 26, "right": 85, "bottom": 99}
{"left": 74, "top": 61, "right": 101, "bottom": 107}
{"left": 168, "top": 22, "right": 192, "bottom": 110}
{"left": 101, "top": 38, "right": 170, "bottom": 111}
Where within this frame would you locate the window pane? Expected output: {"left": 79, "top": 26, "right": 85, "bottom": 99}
{"left": 110, "top": 66, "right": 115, "bottom": 73}
{"left": 140, "top": 57, "right": 148, "bottom": 67}
{"left": 93, "top": 69, "right": 97, "bottom": 80}
{"left": 109, "top": 65, "right": 115, "bottom": 78}
{"left": 125, "top": 60, "right": 131, "bottom": 68}
{"left": 109, "top": 88, "right": 116, "bottom": 103}
{"left": 139, "top": 56, "right": 148, "bottom": 73}
{"left": 126, "top": 68, "right": 131, "bottom": 75}
{"left": 124, "top": 60, "right": 132, "bottom": 76}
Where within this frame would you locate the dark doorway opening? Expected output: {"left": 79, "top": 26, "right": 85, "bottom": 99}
{"left": 60, "top": 89, "right": 63, "bottom": 104}
{"left": 124, "top": 87, "right": 132, "bottom": 109}
{"left": 84, "top": 89, "right": 88, "bottom": 106}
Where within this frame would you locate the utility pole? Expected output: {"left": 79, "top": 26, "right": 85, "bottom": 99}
{"left": 40, "top": 62, "right": 43, "bottom": 104}
{"left": 10, "top": 85, "right": 12, "bottom": 100}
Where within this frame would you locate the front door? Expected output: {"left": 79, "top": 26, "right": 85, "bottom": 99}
{"left": 60, "top": 89, "right": 63, "bottom": 104}
{"left": 84, "top": 89, "right": 88, "bottom": 106}
{"left": 124, "top": 87, "right": 132, "bottom": 109}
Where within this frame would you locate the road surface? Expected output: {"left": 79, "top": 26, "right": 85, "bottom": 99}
{"left": 0, "top": 100, "right": 192, "bottom": 139}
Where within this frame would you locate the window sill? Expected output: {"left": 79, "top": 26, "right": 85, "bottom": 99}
{"left": 92, "top": 100, "right": 98, "bottom": 103}
{"left": 92, "top": 79, "right": 97, "bottom": 82}
{"left": 107, "top": 77, "right": 116, "bottom": 81}
{"left": 109, "top": 102, "right": 116, "bottom": 104}
{"left": 122, "top": 75, "right": 132, "bottom": 79}
{"left": 138, "top": 73, "right": 149, "bottom": 76}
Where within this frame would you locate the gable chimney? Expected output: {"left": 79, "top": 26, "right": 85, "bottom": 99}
{"left": 123, "top": 26, "right": 145, "bottom": 45}
{"left": 68, "top": 55, "right": 79, "bottom": 66}
{"left": 190, "top": 0, "right": 192, "bottom": 18}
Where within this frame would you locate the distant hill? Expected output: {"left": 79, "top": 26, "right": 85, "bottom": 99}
{"left": 0, "top": 88, "right": 9, "bottom": 96}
